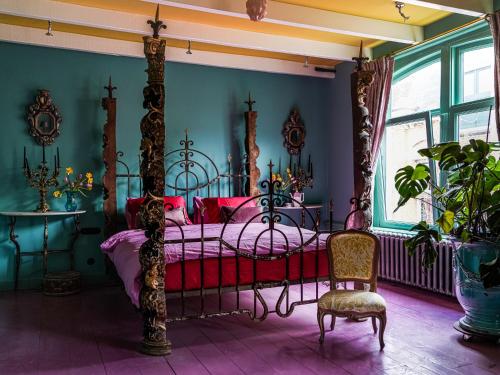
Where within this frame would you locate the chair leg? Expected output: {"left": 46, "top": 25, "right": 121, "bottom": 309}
{"left": 317, "top": 310, "right": 326, "bottom": 343}
{"left": 330, "top": 315, "right": 336, "bottom": 331}
{"left": 378, "top": 312, "right": 387, "bottom": 350}
{"left": 371, "top": 316, "right": 377, "bottom": 334}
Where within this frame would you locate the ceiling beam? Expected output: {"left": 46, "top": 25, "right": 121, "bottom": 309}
{"left": 0, "top": 22, "right": 334, "bottom": 78}
{"left": 145, "top": 0, "right": 423, "bottom": 44}
{"left": 403, "top": 0, "right": 493, "bottom": 17}
{"left": 0, "top": 0, "right": 360, "bottom": 61}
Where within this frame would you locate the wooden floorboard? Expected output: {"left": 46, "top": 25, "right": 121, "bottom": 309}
{"left": 0, "top": 282, "right": 498, "bottom": 375}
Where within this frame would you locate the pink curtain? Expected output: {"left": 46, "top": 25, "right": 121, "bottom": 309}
{"left": 347, "top": 56, "right": 394, "bottom": 229}
{"left": 489, "top": 11, "right": 500, "bottom": 139}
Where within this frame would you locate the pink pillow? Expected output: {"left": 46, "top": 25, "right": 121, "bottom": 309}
{"left": 125, "top": 196, "right": 192, "bottom": 229}
{"left": 195, "top": 197, "right": 257, "bottom": 224}
{"left": 221, "top": 206, "right": 263, "bottom": 224}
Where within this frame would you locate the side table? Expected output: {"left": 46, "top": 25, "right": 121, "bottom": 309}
{"left": 276, "top": 204, "right": 322, "bottom": 228}
{"left": 0, "top": 210, "right": 86, "bottom": 293}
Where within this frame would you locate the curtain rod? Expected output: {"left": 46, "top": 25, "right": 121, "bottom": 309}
{"left": 390, "top": 16, "right": 487, "bottom": 57}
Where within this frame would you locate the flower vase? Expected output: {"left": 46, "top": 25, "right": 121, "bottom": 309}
{"left": 290, "top": 191, "right": 304, "bottom": 207}
{"left": 65, "top": 191, "right": 78, "bottom": 212}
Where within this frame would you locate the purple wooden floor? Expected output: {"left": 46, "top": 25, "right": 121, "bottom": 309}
{"left": 0, "top": 282, "right": 498, "bottom": 375}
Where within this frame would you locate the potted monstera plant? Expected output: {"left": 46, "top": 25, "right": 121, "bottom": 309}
{"left": 394, "top": 138, "right": 500, "bottom": 337}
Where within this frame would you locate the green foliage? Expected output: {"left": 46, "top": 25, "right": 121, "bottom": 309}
{"left": 394, "top": 139, "right": 500, "bottom": 288}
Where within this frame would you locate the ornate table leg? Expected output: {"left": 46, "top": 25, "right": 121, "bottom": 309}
{"left": 69, "top": 214, "right": 81, "bottom": 271}
{"left": 8, "top": 217, "right": 21, "bottom": 290}
{"left": 42, "top": 216, "right": 49, "bottom": 275}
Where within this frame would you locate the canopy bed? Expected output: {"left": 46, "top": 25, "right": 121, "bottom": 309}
{"left": 100, "top": 7, "right": 339, "bottom": 356}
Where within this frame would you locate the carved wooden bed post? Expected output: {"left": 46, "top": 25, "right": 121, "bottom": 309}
{"left": 102, "top": 77, "right": 117, "bottom": 237}
{"left": 244, "top": 92, "right": 261, "bottom": 196}
{"left": 138, "top": 5, "right": 171, "bottom": 356}
{"left": 350, "top": 43, "right": 375, "bottom": 231}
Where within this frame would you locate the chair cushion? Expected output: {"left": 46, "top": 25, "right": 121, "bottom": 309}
{"left": 318, "top": 290, "right": 386, "bottom": 314}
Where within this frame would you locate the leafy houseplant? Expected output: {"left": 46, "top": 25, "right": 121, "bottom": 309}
{"left": 394, "top": 139, "right": 500, "bottom": 336}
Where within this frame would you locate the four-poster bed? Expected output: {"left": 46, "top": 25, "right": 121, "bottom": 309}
{"left": 101, "top": 7, "right": 336, "bottom": 355}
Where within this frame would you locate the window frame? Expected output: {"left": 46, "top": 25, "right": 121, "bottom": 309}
{"left": 373, "top": 21, "right": 494, "bottom": 231}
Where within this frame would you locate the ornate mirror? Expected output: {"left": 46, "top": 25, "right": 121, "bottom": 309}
{"left": 282, "top": 108, "right": 305, "bottom": 155}
{"left": 27, "top": 89, "right": 62, "bottom": 145}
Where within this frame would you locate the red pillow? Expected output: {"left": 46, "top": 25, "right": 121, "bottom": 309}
{"left": 125, "top": 196, "right": 192, "bottom": 229}
{"left": 198, "top": 197, "right": 257, "bottom": 224}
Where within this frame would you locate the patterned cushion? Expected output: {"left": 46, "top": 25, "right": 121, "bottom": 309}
{"left": 220, "top": 206, "right": 263, "bottom": 224}
{"left": 318, "top": 290, "right": 386, "bottom": 313}
{"left": 330, "top": 233, "right": 376, "bottom": 280}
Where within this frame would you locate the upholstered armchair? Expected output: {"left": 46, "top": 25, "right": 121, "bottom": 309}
{"left": 317, "top": 230, "right": 387, "bottom": 349}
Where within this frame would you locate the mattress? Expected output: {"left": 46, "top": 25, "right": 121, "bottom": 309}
{"left": 101, "top": 223, "right": 330, "bottom": 307}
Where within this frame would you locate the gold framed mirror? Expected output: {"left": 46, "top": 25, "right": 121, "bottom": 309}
{"left": 282, "top": 108, "right": 305, "bottom": 155}
{"left": 27, "top": 89, "right": 62, "bottom": 145}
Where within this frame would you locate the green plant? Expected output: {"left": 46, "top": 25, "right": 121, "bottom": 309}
{"left": 394, "top": 139, "right": 500, "bottom": 288}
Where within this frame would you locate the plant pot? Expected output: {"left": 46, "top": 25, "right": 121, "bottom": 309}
{"left": 453, "top": 240, "right": 500, "bottom": 336}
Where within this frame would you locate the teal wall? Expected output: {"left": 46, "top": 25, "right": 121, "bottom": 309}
{"left": 0, "top": 41, "right": 335, "bottom": 290}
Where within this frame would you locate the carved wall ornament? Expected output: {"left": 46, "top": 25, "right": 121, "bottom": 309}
{"left": 282, "top": 109, "right": 306, "bottom": 156}
{"left": 244, "top": 93, "right": 261, "bottom": 196}
{"left": 27, "top": 89, "right": 62, "bottom": 145}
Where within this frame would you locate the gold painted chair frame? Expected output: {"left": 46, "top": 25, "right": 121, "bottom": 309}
{"left": 317, "top": 229, "right": 387, "bottom": 349}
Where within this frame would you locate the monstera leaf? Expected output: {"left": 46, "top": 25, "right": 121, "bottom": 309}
{"left": 404, "top": 221, "right": 442, "bottom": 268}
{"left": 394, "top": 164, "right": 430, "bottom": 211}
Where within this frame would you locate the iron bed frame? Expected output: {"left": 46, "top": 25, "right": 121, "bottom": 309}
{"left": 107, "top": 132, "right": 334, "bottom": 323}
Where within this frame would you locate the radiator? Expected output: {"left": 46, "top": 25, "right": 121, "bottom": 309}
{"left": 375, "top": 231, "right": 456, "bottom": 297}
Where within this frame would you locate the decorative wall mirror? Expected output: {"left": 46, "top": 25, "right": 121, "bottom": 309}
{"left": 27, "top": 89, "right": 62, "bottom": 145}
{"left": 282, "top": 108, "right": 305, "bottom": 155}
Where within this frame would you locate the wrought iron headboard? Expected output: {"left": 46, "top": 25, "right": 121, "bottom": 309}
{"left": 115, "top": 131, "right": 250, "bottom": 212}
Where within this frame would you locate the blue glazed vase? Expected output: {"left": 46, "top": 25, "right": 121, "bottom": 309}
{"left": 454, "top": 240, "right": 500, "bottom": 336}
{"left": 64, "top": 191, "right": 78, "bottom": 212}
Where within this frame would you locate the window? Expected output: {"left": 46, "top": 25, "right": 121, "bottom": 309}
{"left": 374, "top": 23, "right": 495, "bottom": 230}
{"left": 391, "top": 61, "right": 441, "bottom": 118}
{"left": 384, "top": 116, "right": 434, "bottom": 224}
{"left": 460, "top": 46, "right": 494, "bottom": 103}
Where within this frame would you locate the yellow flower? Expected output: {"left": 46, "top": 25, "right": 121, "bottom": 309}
{"left": 86, "top": 172, "right": 93, "bottom": 179}
{"left": 53, "top": 190, "right": 62, "bottom": 198}
{"left": 66, "top": 167, "right": 73, "bottom": 175}
{"left": 88, "top": 177, "right": 94, "bottom": 184}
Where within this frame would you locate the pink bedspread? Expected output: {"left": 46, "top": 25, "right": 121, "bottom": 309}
{"left": 101, "top": 223, "right": 327, "bottom": 307}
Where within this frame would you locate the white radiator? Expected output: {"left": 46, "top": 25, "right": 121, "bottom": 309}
{"left": 375, "top": 231, "right": 456, "bottom": 297}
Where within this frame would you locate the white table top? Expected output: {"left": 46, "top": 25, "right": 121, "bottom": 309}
{"left": 0, "top": 210, "right": 86, "bottom": 217}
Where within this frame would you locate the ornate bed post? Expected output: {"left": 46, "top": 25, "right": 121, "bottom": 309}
{"left": 102, "top": 77, "right": 117, "bottom": 237}
{"left": 244, "top": 92, "right": 261, "bottom": 196}
{"left": 138, "top": 5, "right": 171, "bottom": 356}
{"left": 350, "top": 43, "right": 375, "bottom": 231}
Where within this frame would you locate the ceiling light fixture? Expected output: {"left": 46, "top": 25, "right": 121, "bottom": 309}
{"left": 46, "top": 20, "right": 53, "bottom": 36}
{"left": 394, "top": 2, "right": 410, "bottom": 23}
{"left": 186, "top": 40, "right": 192, "bottom": 55}
{"left": 246, "top": 0, "right": 267, "bottom": 22}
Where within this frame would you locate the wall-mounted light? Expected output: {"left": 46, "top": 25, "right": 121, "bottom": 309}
{"left": 46, "top": 20, "right": 53, "bottom": 36}
{"left": 394, "top": 2, "right": 410, "bottom": 23}
{"left": 186, "top": 40, "right": 192, "bottom": 55}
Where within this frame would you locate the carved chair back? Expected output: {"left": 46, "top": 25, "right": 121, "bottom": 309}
{"left": 326, "top": 230, "right": 380, "bottom": 292}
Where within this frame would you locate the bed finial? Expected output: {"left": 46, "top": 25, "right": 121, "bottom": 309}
{"left": 104, "top": 76, "right": 117, "bottom": 99}
{"left": 268, "top": 160, "right": 274, "bottom": 177}
{"left": 245, "top": 91, "right": 256, "bottom": 111}
{"left": 147, "top": 3, "right": 167, "bottom": 38}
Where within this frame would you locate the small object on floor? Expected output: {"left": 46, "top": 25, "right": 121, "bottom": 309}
{"left": 43, "top": 270, "right": 81, "bottom": 296}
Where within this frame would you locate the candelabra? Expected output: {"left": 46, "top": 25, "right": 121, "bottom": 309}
{"left": 23, "top": 144, "right": 60, "bottom": 212}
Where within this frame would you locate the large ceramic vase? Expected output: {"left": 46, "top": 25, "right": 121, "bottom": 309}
{"left": 454, "top": 240, "right": 500, "bottom": 336}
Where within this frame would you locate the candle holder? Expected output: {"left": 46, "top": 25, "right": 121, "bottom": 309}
{"left": 23, "top": 144, "right": 60, "bottom": 212}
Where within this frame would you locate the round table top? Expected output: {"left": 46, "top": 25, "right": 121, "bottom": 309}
{"left": 0, "top": 210, "right": 86, "bottom": 217}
